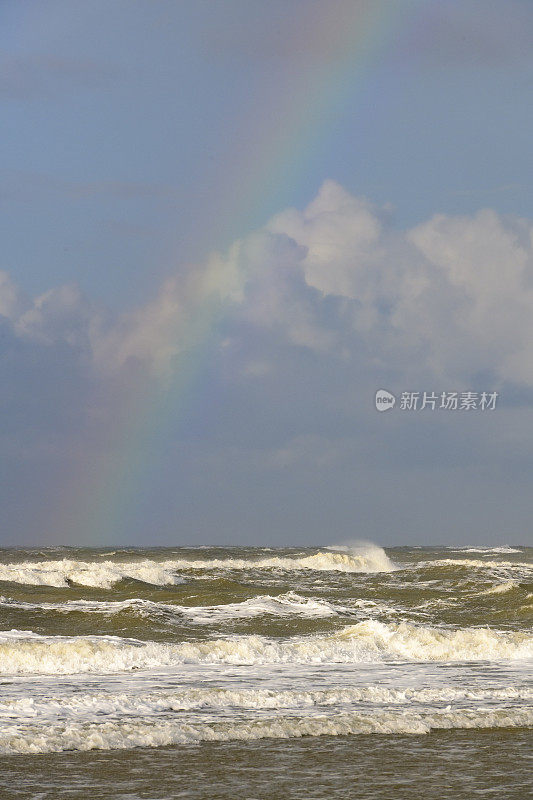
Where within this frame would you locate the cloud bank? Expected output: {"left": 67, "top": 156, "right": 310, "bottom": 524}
{"left": 1, "top": 181, "right": 533, "bottom": 543}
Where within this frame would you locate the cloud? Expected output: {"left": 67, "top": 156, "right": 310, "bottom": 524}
{"left": 0, "top": 274, "right": 94, "bottom": 351}
{"left": 408, "top": 210, "right": 533, "bottom": 385}
{"left": 267, "top": 181, "right": 385, "bottom": 301}
{"left": 3, "top": 181, "right": 533, "bottom": 542}
{"left": 263, "top": 181, "right": 533, "bottom": 389}
{"left": 0, "top": 271, "right": 25, "bottom": 319}
{"left": 102, "top": 248, "right": 240, "bottom": 373}
{"left": 4, "top": 179, "right": 533, "bottom": 389}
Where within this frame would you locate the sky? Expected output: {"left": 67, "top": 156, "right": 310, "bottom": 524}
{"left": 1, "top": 0, "right": 533, "bottom": 546}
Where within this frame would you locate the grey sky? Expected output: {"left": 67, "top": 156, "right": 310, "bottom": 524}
{"left": 1, "top": 1, "right": 533, "bottom": 546}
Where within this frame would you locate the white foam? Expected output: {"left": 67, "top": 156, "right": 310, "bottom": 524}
{"left": 448, "top": 546, "right": 523, "bottom": 554}
{"left": 0, "top": 592, "right": 348, "bottom": 622}
{"left": 416, "top": 558, "right": 532, "bottom": 575}
{"left": 475, "top": 581, "right": 520, "bottom": 596}
{"left": 3, "top": 684, "right": 530, "bottom": 721}
{"left": 0, "top": 559, "right": 186, "bottom": 589}
{"left": 0, "top": 547, "right": 395, "bottom": 588}
{"left": 1, "top": 620, "right": 531, "bottom": 675}
{"left": 163, "top": 544, "right": 396, "bottom": 574}
{"left": 179, "top": 593, "right": 343, "bottom": 622}
{"left": 320, "top": 542, "right": 396, "bottom": 572}
{"left": 1, "top": 706, "right": 531, "bottom": 754}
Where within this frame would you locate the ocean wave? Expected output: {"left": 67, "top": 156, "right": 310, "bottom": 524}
{"left": 447, "top": 546, "right": 522, "bottom": 554}
{"left": 0, "top": 560, "right": 187, "bottom": 589}
{"left": 0, "top": 547, "right": 395, "bottom": 588}
{"left": 475, "top": 581, "right": 521, "bottom": 596}
{"left": 3, "top": 684, "right": 530, "bottom": 721}
{"left": 414, "top": 558, "right": 532, "bottom": 575}
{"left": 1, "top": 706, "right": 531, "bottom": 754}
{"left": 0, "top": 592, "right": 357, "bottom": 622}
{"left": 1, "top": 620, "right": 531, "bottom": 675}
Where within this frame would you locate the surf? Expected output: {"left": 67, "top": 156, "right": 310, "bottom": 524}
{"left": 1, "top": 620, "right": 531, "bottom": 675}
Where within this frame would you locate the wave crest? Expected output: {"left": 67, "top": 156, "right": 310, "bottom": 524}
{"left": 0, "top": 546, "right": 395, "bottom": 588}
{"left": 1, "top": 620, "right": 530, "bottom": 675}
{"left": 0, "top": 559, "right": 186, "bottom": 589}
{"left": 1, "top": 706, "right": 531, "bottom": 754}
{"left": 0, "top": 592, "right": 351, "bottom": 622}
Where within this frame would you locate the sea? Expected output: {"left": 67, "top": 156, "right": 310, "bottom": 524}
{"left": 0, "top": 543, "right": 531, "bottom": 799}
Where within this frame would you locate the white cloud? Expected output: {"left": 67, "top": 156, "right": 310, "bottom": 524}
{"left": 2, "top": 181, "right": 533, "bottom": 390}
{"left": 263, "top": 182, "right": 533, "bottom": 387}
{"left": 0, "top": 270, "right": 26, "bottom": 320}
{"left": 408, "top": 210, "right": 533, "bottom": 384}
{"left": 91, "top": 242, "right": 244, "bottom": 374}
{"left": 0, "top": 273, "right": 93, "bottom": 352}
{"left": 268, "top": 180, "right": 384, "bottom": 300}
{"left": 15, "top": 284, "right": 93, "bottom": 349}
{"left": 237, "top": 230, "right": 337, "bottom": 353}
{"left": 3, "top": 181, "right": 533, "bottom": 543}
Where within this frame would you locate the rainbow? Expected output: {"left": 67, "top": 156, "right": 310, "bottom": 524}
{"left": 55, "top": 1, "right": 423, "bottom": 543}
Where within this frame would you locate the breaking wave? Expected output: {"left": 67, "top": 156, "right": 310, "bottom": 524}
{"left": 1, "top": 706, "right": 531, "bottom": 754}
{"left": 447, "top": 546, "right": 522, "bottom": 554}
{"left": 475, "top": 581, "right": 520, "bottom": 596}
{"left": 4, "top": 684, "right": 531, "bottom": 719}
{"left": 0, "top": 560, "right": 186, "bottom": 589}
{"left": 415, "top": 558, "right": 533, "bottom": 576}
{"left": 1, "top": 621, "right": 531, "bottom": 675}
{"left": 0, "top": 592, "right": 355, "bottom": 622}
{"left": 0, "top": 546, "right": 395, "bottom": 588}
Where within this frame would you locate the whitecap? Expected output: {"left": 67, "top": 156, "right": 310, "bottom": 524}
{"left": 1, "top": 706, "right": 531, "bottom": 754}
{"left": 1, "top": 620, "right": 531, "bottom": 675}
{"left": 0, "top": 546, "right": 395, "bottom": 589}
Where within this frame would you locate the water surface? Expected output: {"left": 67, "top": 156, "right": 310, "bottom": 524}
{"left": 0, "top": 544, "right": 531, "bottom": 798}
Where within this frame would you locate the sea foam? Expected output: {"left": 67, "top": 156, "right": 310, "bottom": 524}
{"left": 447, "top": 546, "right": 522, "bottom": 554}
{"left": 0, "top": 560, "right": 186, "bottom": 589}
{"left": 0, "top": 546, "right": 395, "bottom": 588}
{"left": 1, "top": 706, "right": 531, "bottom": 754}
{"left": 0, "top": 592, "right": 355, "bottom": 622}
{"left": 3, "top": 684, "right": 530, "bottom": 721}
{"left": 0, "top": 620, "right": 531, "bottom": 675}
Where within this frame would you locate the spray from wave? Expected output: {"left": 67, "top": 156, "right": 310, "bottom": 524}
{"left": 323, "top": 541, "right": 396, "bottom": 572}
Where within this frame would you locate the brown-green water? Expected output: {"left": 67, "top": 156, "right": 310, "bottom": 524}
{"left": 0, "top": 544, "right": 531, "bottom": 798}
